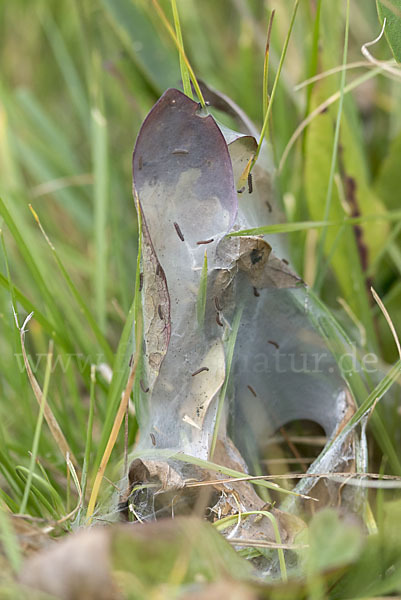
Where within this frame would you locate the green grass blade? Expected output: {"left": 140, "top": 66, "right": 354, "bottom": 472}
{"left": 324, "top": 359, "right": 401, "bottom": 475}
{"left": 214, "top": 510, "right": 287, "bottom": 582}
{"left": 15, "top": 88, "right": 80, "bottom": 174}
{"left": 81, "top": 364, "right": 96, "bottom": 503}
{"left": 92, "top": 297, "right": 135, "bottom": 475}
{"left": 306, "top": 288, "right": 401, "bottom": 474}
{"left": 91, "top": 107, "right": 109, "bottom": 334}
{"left": 312, "top": 0, "right": 350, "bottom": 285}
{"left": 0, "top": 229, "right": 32, "bottom": 417}
{"left": 101, "top": 0, "right": 179, "bottom": 93}
{"left": 377, "top": 0, "right": 401, "bottom": 62}
{"left": 304, "top": 0, "right": 323, "bottom": 120}
{"left": 171, "top": 0, "right": 192, "bottom": 99}
{"left": 262, "top": 10, "right": 275, "bottom": 120}
{"left": 0, "top": 197, "right": 64, "bottom": 329}
{"left": 29, "top": 205, "right": 114, "bottom": 364}
{"left": 227, "top": 209, "right": 401, "bottom": 237}
{"left": 0, "top": 503, "right": 22, "bottom": 574}
{"left": 196, "top": 250, "right": 208, "bottom": 329}
{"left": 252, "top": 0, "right": 299, "bottom": 168}
{"left": 20, "top": 342, "right": 53, "bottom": 514}
{"left": 348, "top": 359, "right": 401, "bottom": 431}
{"left": 0, "top": 448, "right": 24, "bottom": 503}
{"left": 92, "top": 207, "right": 142, "bottom": 474}
{"left": 16, "top": 469, "right": 62, "bottom": 519}
{"left": 40, "top": 10, "right": 89, "bottom": 127}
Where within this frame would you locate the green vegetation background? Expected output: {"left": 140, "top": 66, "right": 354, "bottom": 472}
{"left": 1, "top": 0, "right": 401, "bottom": 597}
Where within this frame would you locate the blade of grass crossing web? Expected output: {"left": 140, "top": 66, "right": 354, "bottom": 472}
{"left": 0, "top": 448, "right": 25, "bottom": 502}
{"left": 132, "top": 449, "right": 317, "bottom": 500}
{"left": 0, "top": 490, "right": 19, "bottom": 513}
{"left": 210, "top": 306, "right": 243, "bottom": 458}
{"left": 330, "top": 359, "right": 401, "bottom": 473}
{"left": 228, "top": 209, "right": 401, "bottom": 237}
{"left": 196, "top": 251, "right": 208, "bottom": 329}
{"left": 16, "top": 89, "right": 79, "bottom": 175}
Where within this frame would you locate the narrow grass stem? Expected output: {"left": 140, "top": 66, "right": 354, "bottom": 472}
{"left": 215, "top": 510, "right": 287, "bottom": 582}
{"left": 313, "top": 0, "right": 350, "bottom": 291}
{"left": 91, "top": 106, "right": 109, "bottom": 334}
{"left": 210, "top": 307, "right": 243, "bottom": 458}
{"left": 20, "top": 341, "right": 53, "bottom": 515}
{"left": 80, "top": 364, "right": 96, "bottom": 504}
{"left": 152, "top": 0, "right": 205, "bottom": 107}
{"left": 171, "top": 0, "right": 192, "bottom": 99}
{"left": 252, "top": 0, "right": 299, "bottom": 169}
{"left": 29, "top": 204, "right": 113, "bottom": 364}
{"left": 227, "top": 208, "right": 401, "bottom": 237}
{"left": 86, "top": 318, "right": 142, "bottom": 522}
{"left": 263, "top": 10, "right": 275, "bottom": 120}
{"left": 196, "top": 251, "right": 208, "bottom": 329}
